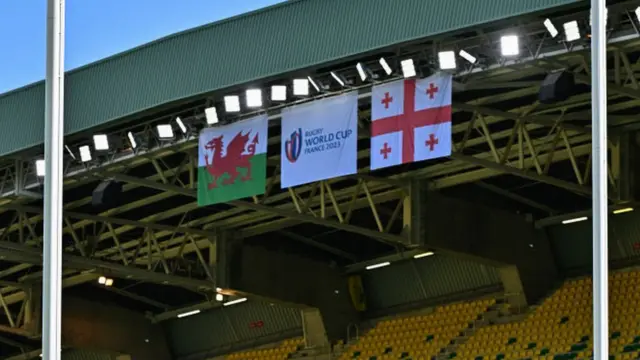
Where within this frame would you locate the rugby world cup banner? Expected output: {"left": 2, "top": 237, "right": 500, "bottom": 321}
{"left": 197, "top": 114, "right": 268, "bottom": 206}
{"left": 281, "top": 92, "right": 358, "bottom": 188}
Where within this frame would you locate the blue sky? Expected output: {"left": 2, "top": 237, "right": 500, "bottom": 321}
{"left": 0, "top": 0, "right": 283, "bottom": 94}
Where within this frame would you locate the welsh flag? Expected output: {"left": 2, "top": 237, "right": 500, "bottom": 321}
{"left": 197, "top": 115, "right": 268, "bottom": 206}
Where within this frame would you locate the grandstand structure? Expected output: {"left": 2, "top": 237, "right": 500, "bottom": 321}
{"left": 0, "top": 0, "right": 640, "bottom": 358}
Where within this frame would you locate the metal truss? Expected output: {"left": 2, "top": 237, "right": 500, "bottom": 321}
{"left": 0, "top": 0, "right": 639, "bottom": 335}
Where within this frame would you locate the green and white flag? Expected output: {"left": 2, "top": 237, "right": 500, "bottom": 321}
{"left": 198, "top": 115, "right": 268, "bottom": 206}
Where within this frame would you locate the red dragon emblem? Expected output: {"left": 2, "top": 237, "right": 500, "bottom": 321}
{"left": 203, "top": 131, "right": 259, "bottom": 189}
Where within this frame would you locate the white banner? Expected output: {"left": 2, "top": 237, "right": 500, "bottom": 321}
{"left": 281, "top": 92, "right": 358, "bottom": 188}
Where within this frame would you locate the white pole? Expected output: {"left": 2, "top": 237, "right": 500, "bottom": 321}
{"left": 591, "top": 0, "right": 608, "bottom": 358}
{"left": 43, "top": 0, "right": 65, "bottom": 359}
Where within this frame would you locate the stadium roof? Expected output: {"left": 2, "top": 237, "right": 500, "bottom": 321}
{"left": 0, "top": 0, "right": 575, "bottom": 157}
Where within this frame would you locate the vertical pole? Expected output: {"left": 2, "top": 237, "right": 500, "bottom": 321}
{"left": 43, "top": 0, "right": 65, "bottom": 359}
{"left": 591, "top": 0, "right": 608, "bottom": 358}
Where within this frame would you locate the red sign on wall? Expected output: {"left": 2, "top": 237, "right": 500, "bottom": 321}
{"left": 250, "top": 320, "right": 264, "bottom": 328}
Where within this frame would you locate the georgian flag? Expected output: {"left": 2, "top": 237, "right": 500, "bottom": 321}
{"left": 370, "top": 73, "right": 453, "bottom": 170}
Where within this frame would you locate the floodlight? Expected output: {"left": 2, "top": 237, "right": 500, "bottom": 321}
{"left": 563, "top": 21, "right": 580, "bottom": 42}
{"left": 157, "top": 124, "right": 174, "bottom": 139}
{"left": 366, "top": 261, "right": 390, "bottom": 270}
{"left": 175, "top": 117, "right": 187, "bottom": 134}
{"left": 271, "top": 85, "right": 287, "bottom": 101}
{"left": 330, "top": 71, "right": 346, "bottom": 87}
{"left": 293, "top": 78, "right": 309, "bottom": 96}
{"left": 500, "top": 35, "right": 519, "bottom": 56}
{"left": 177, "top": 310, "right": 201, "bottom": 318}
{"left": 224, "top": 95, "right": 241, "bottom": 112}
{"left": 204, "top": 106, "right": 219, "bottom": 125}
{"left": 245, "top": 89, "right": 263, "bottom": 108}
{"left": 223, "top": 297, "right": 247, "bottom": 307}
{"left": 544, "top": 18, "right": 558, "bottom": 38}
{"left": 105, "top": 278, "right": 114, "bottom": 287}
{"left": 65, "top": 145, "right": 76, "bottom": 160}
{"left": 35, "top": 159, "right": 45, "bottom": 177}
{"left": 379, "top": 57, "right": 393, "bottom": 75}
{"left": 438, "top": 51, "right": 456, "bottom": 70}
{"left": 400, "top": 59, "right": 416, "bottom": 78}
{"left": 79, "top": 145, "right": 92, "bottom": 163}
{"left": 356, "top": 63, "right": 369, "bottom": 81}
{"left": 636, "top": 7, "right": 640, "bottom": 23}
{"left": 98, "top": 276, "right": 106, "bottom": 285}
{"left": 127, "top": 131, "right": 137, "bottom": 149}
{"left": 93, "top": 134, "right": 109, "bottom": 151}
{"left": 308, "top": 76, "right": 321, "bottom": 92}
{"left": 459, "top": 50, "right": 477, "bottom": 64}
{"left": 215, "top": 293, "right": 224, "bottom": 302}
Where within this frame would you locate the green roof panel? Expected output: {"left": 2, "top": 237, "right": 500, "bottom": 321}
{"left": 0, "top": 0, "right": 576, "bottom": 157}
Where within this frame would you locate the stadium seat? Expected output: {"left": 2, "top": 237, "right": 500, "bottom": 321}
{"left": 338, "top": 298, "right": 496, "bottom": 360}
{"left": 223, "top": 337, "right": 304, "bottom": 360}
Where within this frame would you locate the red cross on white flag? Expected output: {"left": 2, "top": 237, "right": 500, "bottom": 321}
{"left": 369, "top": 73, "right": 452, "bottom": 170}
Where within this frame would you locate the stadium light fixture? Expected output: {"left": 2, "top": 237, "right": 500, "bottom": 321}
{"left": 414, "top": 251, "right": 434, "bottom": 259}
{"left": 271, "top": 85, "right": 287, "bottom": 101}
{"left": 156, "top": 124, "right": 174, "bottom": 139}
{"left": 79, "top": 145, "right": 92, "bottom": 163}
{"left": 64, "top": 145, "right": 76, "bottom": 160}
{"left": 97, "top": 276, "right": 113, "bottom": 286}
{"left": 246, "top": 89, "right": 263, "bottom": 108}
{"left": 175, "top": 117, "right": 187, "bottom": 134}
{"left": 563, "top": 21, "right": 580, "bottom": 42}
{"left": 330, "top": 71, "right": 346, "bottom": 87}
{"left": 500, "top": 35, "right": 519, "bottom": 56}
{"left": 93, "top": 134, "right": 109, "bottom": 151}
{"left": 438, "top": 51, "right": 456, "bottom": 70}
{"left": 544, "top": 18, "right": 559, "bottom": 38}
{"left": 356, "top": 62, "right": 372, "bottom": 82}
{"left": 561, "top": 216, "right": 588, "bottom": 225}
{"left": 636, "top": 7, "right": 640, "bottom": 23}
{"left": 293, "top": 78, "right": 309, "bottom": 96}
{"left": 400, "top": 59, "right": 416, "bottom": 78}
{"left": 365, "top": 261, "right": 390, "bottom": 270}
{"left": 205, "top": 106, "right": 219, "bottom": 125}
{"left": 459, "top": 50, "right": 477, "bottom": 64}
{"left": 223, "top": 297, "right": 247, "bottom": 307}
{"left": 613, "top": 207, "right": 634, "bottom": 215}
{"left": 224, "top": 95, "right": 241, "bottom": 112}
{"left": 215, "top": 293, "right": 224, "bottom": 302}
{"left": 177, "top": 309, "right": 201, "bottom": 318}
{"left": 35, "top": 159, "right": 45, "bottom": 177}
{"left": 308, "top": 76, "right": 322, "bottom": 93}
{"left": 127, "top": 131, "right": 137, "bottom": 149}
{"left": 379, "top": 57, "right": 393, "bottom": 75}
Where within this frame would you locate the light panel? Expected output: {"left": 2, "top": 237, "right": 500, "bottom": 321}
{"left": 224, "top": 95, "right": 241, "bottom": 112}
{"left": 544, "top": 18, "right": 558, "bottom": 38}
{"left": 563, "top": 21, "right": 580, "bottom": 42}
{"left": 65, "top": 145, "right": 76, "bottom": 160}
{"left": 438, "top": 51, "right": 456, "bottom": 70}
{"left": 365, "top": 261, "right": 390, "bottom": 270}
{"left": 636, "top": 7, "right": 640, "bottom": 23}
{"left": 93, "top": 134, "right": 109, "bottom": 151}
{"left": 500, "top": 35, "right": 519, "bottom": 56}
{"left": 177, "top": 309, "right": 201, "bottom": 318}
{"left": 308, "top": 76, "right": 321, "bottom": 92}
{"left": 613, "top": 207, "right": 633, "bottom": 215}
{"left": 400, "top": 59, "right": 416, "bottom": 78}
{"left": 36, "top": 159, "right": 45, "bottom": 177}
{"left": 223, "top": 297, "right": 247, "bottom": 307}
{"left": 79, "top": 145, "right": 92, "bottom": 163}
{"left": 414, "top": 251, "right": 434, "bottom": 259}
{"left": 246, "top": 89, "right": 263, "bottom": 108}
{"left": 330, "top": 71, "right": 346, "bottom": 87}
{"left": 293, "top": 78, "right": 309, "bottom": 96}
{"left": 271, "top": 85, "right": 287, "bottom": 101}
{"left": 127, "top": 131, "right": 137, "bottom": 149}
{"left": 176, "top": 117, "right": 187, "bottom": 134}
{"left": 459, "top": 50, "right": 477, "bottom": 64}
{"left": 379, "top": 57, "right": 392, "bottom": 75}
{"left": 205, "top": 106, "right": 219, "bottom": 125}
{"left": 356, "top": 63, "right": 368, "bottom": 81}
{"left": 157, "top": 124, "right": 174, "bottom": 139}
{"left": 562, "top": 216, "right": 588, "bottom": 224}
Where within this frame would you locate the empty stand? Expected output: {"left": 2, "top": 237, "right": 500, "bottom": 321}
{"left": 225, "top": 338, "right": 304, "bottom": 360}
{"left": 457, "top": 270, "right": 640, "bottom": 360}
{"left": 339, "top": 298, "right": 496, "bottom": 360}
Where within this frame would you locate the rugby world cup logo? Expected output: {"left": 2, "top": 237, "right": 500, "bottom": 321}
{"left": 285, "top": 128, "right": 303, "bottom": 163}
